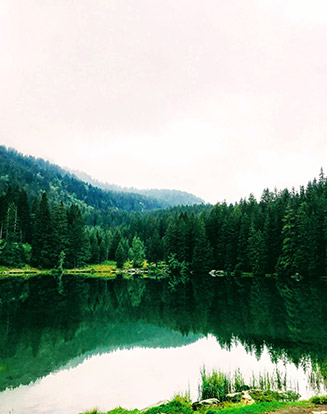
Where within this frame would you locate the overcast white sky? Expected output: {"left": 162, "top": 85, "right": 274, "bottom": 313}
{"left": 1, "top": 0, "right": 327, "bottom": 204}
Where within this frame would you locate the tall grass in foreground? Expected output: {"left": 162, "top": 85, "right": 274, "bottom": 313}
{"left": 199, "top": 367, "right": 299, "bottom": 401}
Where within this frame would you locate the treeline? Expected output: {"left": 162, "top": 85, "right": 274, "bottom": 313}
{"left": 0, "top": 186, "right": 166, "bottom": 269}
{"left": 2, "top": 170, "right": 327, "bottom": 279}
{"left": 159, "top": 169, "right": 327, "bottom": 279}
{"left": 0, "top": 184, "right": 208, "bottom": 270}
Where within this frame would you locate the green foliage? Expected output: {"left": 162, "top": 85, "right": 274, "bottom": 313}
{"left": 31, "top": 192, "right": 56, "bottom": 268}
{"left": 200, "top": 368, "right": 233, "bottom": 401}
{"left": 115, "top": 240, "right": 129, "bottom": 268}
{"left": 167, "top": 253, "right": 189, "bottom": 285}
{"left": 248, "top": 225, "right": 266, "bottom": 276}
{"left": 309, "top": 395, "right": 327, "bottom": 404}
{"left": 128, "top": 236, "right": 146, "bottom": 268}
{"left": 144, "top": 396, "right": 192, "bottom": 414}
{"left": 0, "top": 241, "right": 25, "bottom": 267}
{"left": 206, "top": 401, "right": 303, "bottom": 414}
{"left": 105, "top": 409, "right": 139, "bottom": 414}
{"left": 66, "top": 204, "right": 90, "bottom": 268}
{"left": 83, "top": 396, "right": 193, "bottom": 414}
{"left": 146, "top": 230, "right": 163, "bottom": 263}
{"left": 5, "top": 202, "right": 20, "bottom": 242}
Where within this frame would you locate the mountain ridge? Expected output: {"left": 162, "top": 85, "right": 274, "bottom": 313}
{"left": 0, "top": 146, "right": 203, "bottom": 211}
{"left": 68, "top": 168, "right": 204, "bottom": 207}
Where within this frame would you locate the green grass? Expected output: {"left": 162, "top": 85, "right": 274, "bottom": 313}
{"left": 207, "top": 401, "right": 312, "bottom": 414}
{"left": 105, "top": 409, "right": 139, "bottom": 414}
{"left": 80, "top": 399, "right": 315, "bottom": 414}
{"left": 0, "top": 259, "right": 170, "bottom": 280}
{"left": 83, "top": 409, "right": 140, "bottom": 414}
{"left": 0, "top": 261, "right": 119, "bottom": 279}
{"left": 83, "top": 261, "right": 117, "bottom": 269}
{"left": 145, "top": 395, "right": 193, "bottom": 414}
{"left": 200, "top": 368, "right": 235, "bottom": 401}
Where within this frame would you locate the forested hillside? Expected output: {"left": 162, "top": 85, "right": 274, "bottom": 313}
{"left": 0, "top": 146, "right": 166, "bottom": 212}
{"left": 1, "top": 146, "right": 327, "bottom": 281}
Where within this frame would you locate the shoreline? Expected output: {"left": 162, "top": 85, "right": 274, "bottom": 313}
{"left": 78, "top": 395, "right": 327, "bottom": 414}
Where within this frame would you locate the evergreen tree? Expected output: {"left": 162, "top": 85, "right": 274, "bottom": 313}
{"left": 163, "top": 214, "right": 187, "bottom": 262}
{"left": 31, "top": 192, "right": 56, "bottom": 268}
{"left": 146, "top": 230, "right": 163, "bottom": 263}
{"left": 5, "top": 202, "right": 20, "bottom": 242}
{"left": 99, "top": 237, "right": 108, "bottom": 262}
{"left": 108, "top": 229, "right": 122, "bottom": 260}
{"left": 128, "top": 236, "right": 146, "bottom": 267}
{"left": 293, "top": 202, "right": 310, "bottom": 277}
{"left": 0, "top": 202, "right": 25, "bottom": 266}
{"left": 66, "top": 204, "right": 90, "bottom": 268}
{"left": 89, "top": 231, "right": 100, "bottom": 264}
{"left": 115, "top": 240, "right": 129, "bottom": 268}
{"left": 224, "top": 208, "right": 241, "bottom": 272}
{"left": 234, "top": 213, "right": 251, "bottom": 275}
{"left": 52, "top": 201, "right": 69, "bottom": 266}
{"left": 276, "top": 206, "right": 298, "bottom": 277}
{"left": 248, "top": 225, "right": 266, "bottom": 276}
{"left": 191, "top": 221, "right": 214, "bottom": 276}
{"left": 17, "top": 189, "right": 32, "bottom": 243}
{"left": 262, "top": 204, "right": 283, "bottom": 274}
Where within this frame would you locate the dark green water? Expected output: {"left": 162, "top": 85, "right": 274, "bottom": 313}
{"left": 0, "top": 275, "right": 327, "bottom": 413}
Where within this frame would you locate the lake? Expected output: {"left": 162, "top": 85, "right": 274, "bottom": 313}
{"left": 0, "top": 275, "right": 327, "bottom": 413}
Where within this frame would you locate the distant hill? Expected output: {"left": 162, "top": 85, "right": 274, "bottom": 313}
{"left": 0, "top": 146, "right": 163, "bottom": 212}
{"left": 0, "top": 146, "right": 204, "bottom": 213}
{"left": 70, "top": 169, "right": 204, "bottom": 207}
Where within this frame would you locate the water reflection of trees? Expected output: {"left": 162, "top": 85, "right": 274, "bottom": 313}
{"left": 0, "top": 275, "right": 327, "bottom": 391}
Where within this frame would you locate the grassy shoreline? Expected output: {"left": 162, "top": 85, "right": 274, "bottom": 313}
{"left": 0, "top": 260, "right": 169, "bottom": 279}
{"left": 0, "top": 261, "right": 125, "bottom": 279}
{"left": 79, "top": 395, "right": 325, "bottom": 414}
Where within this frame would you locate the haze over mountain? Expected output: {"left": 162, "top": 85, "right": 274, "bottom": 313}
{"left": 70, "top": 169, "right": 204, "bottom": 207}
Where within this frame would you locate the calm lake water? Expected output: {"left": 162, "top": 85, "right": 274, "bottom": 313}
{"left": 0, "top": 275, "right": 327, "bottom": 413}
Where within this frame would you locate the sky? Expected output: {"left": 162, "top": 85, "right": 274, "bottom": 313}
{"left": 1, "top": 0, "right": 327, "bottom": 204}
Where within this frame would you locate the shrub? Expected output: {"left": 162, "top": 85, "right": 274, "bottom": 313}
{"left": 145, "top": 395, "right": 192, "bottom": 414}
{"left": 310, "top": 395, "right": 327, "bottom": 404}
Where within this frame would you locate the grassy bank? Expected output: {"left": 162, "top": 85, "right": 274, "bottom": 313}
{"left": 0, "top": 261, "right": 134, "bottom": 279}
{"left": 80, "top": 395, "right": 320, "bottom": 414}
{"left": 0, "top": 260, "right": 169, "bottom": 279}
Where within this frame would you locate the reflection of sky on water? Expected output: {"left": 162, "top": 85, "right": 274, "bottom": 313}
{"left": 0, "top": 335, "right": 315, "bottom": 414}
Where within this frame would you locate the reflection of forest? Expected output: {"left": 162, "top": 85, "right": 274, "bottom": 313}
{"left": 0, "top": 275, "right": 327, "bottom": 391}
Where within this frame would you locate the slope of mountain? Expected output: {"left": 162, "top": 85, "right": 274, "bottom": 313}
{"left": 0, "top": 146, "right": 164, "bottom": 211}
{"left": 70, "top": 169, "right": 205, "bottom": 206}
